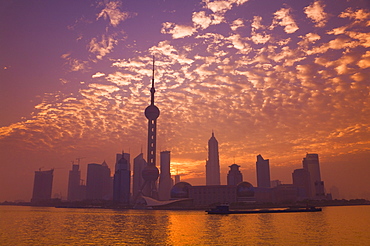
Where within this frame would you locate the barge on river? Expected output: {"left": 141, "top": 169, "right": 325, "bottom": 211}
{"left": 206, "top": 205, "right": 322, "bottom": 214}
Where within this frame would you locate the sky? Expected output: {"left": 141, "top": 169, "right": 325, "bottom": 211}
{"left": 0, "top": 0, "right": 369, "bottom": 202}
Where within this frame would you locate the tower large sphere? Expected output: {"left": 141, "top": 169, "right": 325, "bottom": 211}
{"left": 145, "top": 105, "right": 160, "bottom": 120}
{"left": 142, "top": 165, "right": 159, "bottom": 182}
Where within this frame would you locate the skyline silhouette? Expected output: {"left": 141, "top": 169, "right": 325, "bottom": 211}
{"left": 1, "top": 0, "right": 370, "bottom": 202}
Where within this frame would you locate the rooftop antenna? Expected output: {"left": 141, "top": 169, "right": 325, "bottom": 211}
{"left": 150, "top": 55, "right": 155, "bottom": 105}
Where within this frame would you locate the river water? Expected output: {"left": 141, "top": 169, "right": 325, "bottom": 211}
{"left": 0, "top": 205, "right": 369, "bottom": 245}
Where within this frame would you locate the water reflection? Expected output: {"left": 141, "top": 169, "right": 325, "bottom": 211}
{"left": 1, "top": 206, "right": 370, "bottom": 245}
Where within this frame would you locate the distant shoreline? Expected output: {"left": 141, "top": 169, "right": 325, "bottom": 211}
{"left": 1, "top": 198, "right": 369, "bottom": 211}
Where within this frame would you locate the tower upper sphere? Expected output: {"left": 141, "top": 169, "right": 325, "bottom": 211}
{"left": 145, "top": 105, "right": 160, "bottom": 120}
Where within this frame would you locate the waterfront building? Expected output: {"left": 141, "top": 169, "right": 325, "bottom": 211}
{"left": 256, "top": 154, "right": 271, "bottom": 188}
{"left": 227, "top": 164, "right": 243, "bottom": 186}
{"left": 273, "top": 184, "right": 299, "bottom": 203}
{"left": 170, "top": 182, "right": 255, "bottom": 207}
{"left": 158, "top": 150, "right": 172, "bottom": 200}
{"left": 31, "top": 169, "right": 54, "bottom": 203}
{"left": 113, "top": 153, "right": 131, "bottom": 204}
{"left": 206, "top": 132, "right": 220, "bottom": 185}
{"left": 86, "top": 161, "right": 112, "bottom": 200}
{"left": 67, "top": 164, "right": 85, "bottom": 201}
{"left": 292, "top": 168, "right": 311, "bottom": 200}
{"left": 133, "top": 153, "right": 147, "bottom": 200}
{"left": 302, "top": 153, "right": 325, "bottom": 198}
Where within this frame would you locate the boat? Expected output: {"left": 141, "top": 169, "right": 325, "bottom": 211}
{"left": 206, "top": 205, "right": 322, "bottom": 214}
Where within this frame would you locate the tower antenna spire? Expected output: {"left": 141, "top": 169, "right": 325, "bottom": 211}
{"left": 150, "top": 55, "right": 155, "bottom": 105}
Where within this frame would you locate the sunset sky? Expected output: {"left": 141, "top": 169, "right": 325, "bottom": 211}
{"left": 1, "top": 0, "right": 369, "bottom": 202}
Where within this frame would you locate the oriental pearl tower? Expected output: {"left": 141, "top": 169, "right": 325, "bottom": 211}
{"left": 141, "top": 57, "right": 160, "bottom": 198}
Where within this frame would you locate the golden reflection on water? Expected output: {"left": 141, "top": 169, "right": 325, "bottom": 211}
{"left": 1, "top": 205, "right": 370, "bottom": 245}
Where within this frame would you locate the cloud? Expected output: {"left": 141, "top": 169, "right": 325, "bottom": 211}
{"left": 192, "top": 11, "right": 212, "bottom": 30}
{"left": 357, "top": 51, "right": 370, "bottom": 69}
{"left": 204, "top": 0, "right": 233, "bottom": 13}
{"left": 304, "top": 0, "right": 328, "bottom": 27}
{"left": 339, "top": 8, "right": 370, "bottom": 21}
{"left": 89, "top": 35, "right": 117, "bottom": 59}
{"left": 273, "top": 8, "right": 299, "bottom": 33}
{"left": 97, "top": 1, "right": 131, "bottom": 27}
{"left": 161, "top": 22, "right": 196, "bottom": 39}
{"left": 251, "top": 16, "right": 264, "bottom": 30}
{"left": 92, "top": 72, "right": 106, "bottom": 78}
{"left": 61, "top": 53, "right": 90, "bottom": 72}
{"left": 230, "top": 18, "right": 244, "bottom": 31}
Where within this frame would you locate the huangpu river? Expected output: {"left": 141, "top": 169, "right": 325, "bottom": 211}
{"left": 1, "top": 205, "right": 370, "bottom": 245}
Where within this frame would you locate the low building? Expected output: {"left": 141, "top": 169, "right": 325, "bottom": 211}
{"left": 170, "top": 181, "right": 255, "bottom": 208}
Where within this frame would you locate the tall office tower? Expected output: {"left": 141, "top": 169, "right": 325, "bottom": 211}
{"left": 133, "top": 153, "right": 147, "bottom": 200}
{"left": 158, "top": 151, "right": 172, "bottom": 200}
{"left": 206, "top": 132, "right": 220, "bottom": 185}
{"left": 31, "top": 169, "right": 54, "bottom": 203}
{"left": 113, "top": 153, "right": 131, "bottom": 204}
{"left": 67, "top": 164, "right": 83, "bottom": 201}
{"left": 115, "top": 153, "right": 130, "bottom": 169}
{"left": 292, "top": 168, "right": 311, "bottom": 199}
{"left": 256, "top": 154, "right": 271, "bottom": 188}
{"left": 141, "top": 58, "right": 160, "bottom": 198}
{"left": 86, "top": 161, "right": 112, "bottom": 200}
{"left": 227, "top": 164, "right": 243, "bottom": 186}
{"left": 302, "top": 153, "right": 325, "bottom": 198}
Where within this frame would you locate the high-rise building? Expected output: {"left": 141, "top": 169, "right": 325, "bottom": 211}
{"left": 292, "top": 168, "right": 311, "bottom": 199}
{"left": 206, "top": 132, "right": 220, "bottom": 185}
{"left": 141, "top": 59, "right": 160, "bottom": 198}
{"left": 86, "top": 161, "right": 112, "bottom": 200}
{"left": 174, "top": 174, "right": 181, "bottom": 184}
{"left": 158, "top": 151, "right": 172, "bottom": 200}
{"left": 113, "top": 153, "right": 131, "bottom": 204}
{"left": 67, "top": 164, "right": 85, "bottom": 201}
{"left": 302, "top": 153, "right": 325, "bottom": 198}
{"left": 133, "top": 153, "right": 147, "bottom": 200}
{"left": 31, "top": 169, "right": 54, "bottom": 203}
{"left": 227, "top": 164, "right": 243, "bottom": 186}
{"left": 256, "top": 154, "right": 271, "bottom": 188}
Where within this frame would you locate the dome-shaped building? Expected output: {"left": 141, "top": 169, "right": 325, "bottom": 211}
{"left": 170, "top": 182, "right": 192, "bottom": 199}
{"left": 237, "top": 182, "right": 255, "bottom": 202}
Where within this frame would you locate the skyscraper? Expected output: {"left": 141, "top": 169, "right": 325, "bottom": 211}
{"left": 302, "top": 153, "right": 325, "bottom": 198}
{"left": 206, "top": 132, "right": 220, "bottom": 185}
{"left": 31, "top": 169, "right": 54, "bottom": 203}
{"left": 227, "top": 164, "right": 243, "bottom": 186}
{"left": 67, "top": 163, "right": 84, "bottom": 201}
{"left": 133, "top": 153, "right": 147, "bottom": 200}
{"left": 256, "top": 154, "right": 271, "bottom": 188}
{"left": 292, "top": 168, "right": 311, "bottom": 199}
{"left": 141, "top": 58, "right": 160, "bottom": 198}
{"left": 113, "top": 153, "right": 131, "bottom": 204}
{"left": 86, "top": 161, "right": 112, "bottom": 200}
{"left": 158, "top": 150, "right": 172, "bottom": 200}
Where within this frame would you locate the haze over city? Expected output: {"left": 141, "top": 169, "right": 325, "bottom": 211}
{"left": 1, "top": 0, "right": 369, "bottom": 202}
